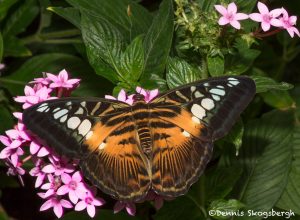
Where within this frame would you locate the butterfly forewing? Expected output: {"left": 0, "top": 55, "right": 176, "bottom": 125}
{"left": 151, "top": 76, "right": 256, "bottom": 140}
{"left": 23, "top": 98, "right": 151, "bottom": 201}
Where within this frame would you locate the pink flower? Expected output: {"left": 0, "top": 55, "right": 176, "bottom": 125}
{"left": 105, "top": 87, "right": 159, "bottom": 105}
{"left": 214, "top": 2, "right": 248, "bottom": 29}
{"left": 249, "top": 2, "right": 282, "bottom": 31}
{"left": 30, "top": 75, "right": 51, "bottom": 86}
{"left": 47, "top": 69, "right": 80, "bottom": 89}
{"left": 14, "top": 86, "right": 52, "bottom": 109}
{"left": 105, "top": 89, "right": 134, "bottom": 105}
{"left": 0, "top": 63, "right": 5, "bottom": 70}
{"left": 29, "top": 159, "right": 46, "bottom": 187}
{"left": 277, "top": 8, "right": 300, "bottom": 38}
{"left": 40, "top": 196, "right": 73, "bottom": 218}
{"left": 57, "top": 171, "right": 86, "bottom": 204}
{"left": 41, "top": 174, "right": 62, "bottom": 197}
{"left": 113, "top": 201, "right": 136, "bottom": 216}
{"left": 75, "top": 188, "right": 105, "bottom": 217}
{"left": 136, "top": 87, "right": 159, "bottom": 103}
{"left": 30, "top": 140, "right": 50, "bottom": 157}
{"left": 42, "top": 156, "right": 75, "bottom": 176}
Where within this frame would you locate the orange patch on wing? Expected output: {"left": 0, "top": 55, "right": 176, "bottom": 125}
{"left": 84, "top": 121, "right": 125, "bottom": 152}
{"left": 158, "top": 109, "right": 204, "bottom": 138}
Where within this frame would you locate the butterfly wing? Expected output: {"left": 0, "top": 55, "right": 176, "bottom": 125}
{"left": 149, "top": 76, "right": 255, "bottom": 196}
{"left": 23, "top": 98, "right": 151, "bottom": 201}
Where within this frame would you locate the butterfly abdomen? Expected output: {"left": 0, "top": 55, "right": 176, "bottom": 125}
{"left": 131, "top": 101, "right": 152, "bottom": 156}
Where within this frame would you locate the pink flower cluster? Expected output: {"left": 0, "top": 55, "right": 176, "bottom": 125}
{"left": 215, "top": 2, "right": 300, "bottom": 38}
{"left": 0, "top": 69, "right": 165, "bottom": 218}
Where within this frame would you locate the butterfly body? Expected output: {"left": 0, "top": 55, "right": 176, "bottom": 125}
{"left": 23, "top": 76, "right": 256, "bottom": 202}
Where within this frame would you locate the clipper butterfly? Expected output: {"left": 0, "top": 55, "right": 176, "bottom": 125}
{"left": 23, "top": 76, "right": 256, "bottom": 202}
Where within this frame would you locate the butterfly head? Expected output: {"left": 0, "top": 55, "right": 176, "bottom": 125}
{"left": 133, "top": 94, "right": 145, "bottom": 103}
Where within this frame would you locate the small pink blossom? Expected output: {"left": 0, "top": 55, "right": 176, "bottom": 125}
{"left": 30, "top": 75, "right": 51, "bottom": 86}
{"left": 57, "top": 171, "right": 86, "bottom": 204}
{"left": 249, "top": 2, "right": 282, "bottom": 31}
{"left": 136, "top": 87, "right": 159, "bottom": 103}
{"left": 30, "top": 159, "right": 46, "bottom": 187}
{"left": 277, "top": 8, "right": 300, "bottom": 38}
{"left": 41, "top": 174, "right": 62, "bottom": 198}
{"left": 215, "top": 2, "right": 248, "bottom": 29}
{"left": 42, "top": 156, "right": 75, "bottom": 176}
{"left": 75, "top": 188, "right": 105, "bottom": 217}
{"left": 105, "top": 89, "right": 134, "bottom": 105}
{"left": 14, "top": 86, "right": 52, "bottom": 109}
{"left": 40, "top": 196, "right": 73, "bottom": 218}
{"left": 47, "top": 69, "right": 80, "bottom": 89}
{"left": 113, "top": 201, "right": 136, "bottom": 216}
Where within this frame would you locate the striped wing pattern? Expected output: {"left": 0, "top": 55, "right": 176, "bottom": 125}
{"left": 23, "top": 76, "right": 255, "bottom": 201}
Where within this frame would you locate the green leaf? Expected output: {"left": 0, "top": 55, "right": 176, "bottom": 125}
{"left": 81, "top": 12, "right": 124, "bottom": 84}
{"left": 225, "top": 38, "right": 260, "bottom": 75}
{"left": 276, "top": 115, "right": 300, "bottom": 214}
{"left": 67, "top": 0, "right": 152, "bottom": 41}
{"left": 198, "top": 0, "right": 218, "bottom": 12}
{"left": 0, "top": 0, "right": 18, "bottom": 21}
{"left": 206, "top": 166, "right": 243, "bottom": 201}
{"left": 2, "top": 0, "right": 39, "bottom": 37}
{"left": 235, "top": 0, "right": 257, "bottom": 13}
{"left": 153, "top": 196, "right": 205, "bottom": 220}
{"left": 0, "top": 32, "right": 3, "bottom": 62}
{"left": 141, "top": 73, "right": 168, "bottom": 92}
{"left": 0, "top": 105, "right": 14, "bottom": 134}
{"left": 3, "top": 36, "right": 32, "bottom": 57}
{"left": 2, "top": 53, "right": 111, "bottom": 97}
{"left": 166, "top": 57, "right": 201, "bottom": 89}
{"left": 260, "top": 90, "right": 294, "bottom": 109}
{"left": 119, "top": 35, "right": 144, "bottom": 82}
{"left": 48, "top": 7, "right": 81, "bottom": 29}
{"left": 141, "top": 0, "right": 173, "bottom": 80}
{"left": 207, "top": 55, "right": 224, "bottom": 77}
{"left": 223, "top": 119, "right": 244, "bottom": 154}
{"left": 208, "top": 199, "right": 245, "bottom": 220}
{"left": 252, "top": 75, "right": 294, "bottom": 93}
{"left": 231, "top": 110, "right": 294, "bottom": 219}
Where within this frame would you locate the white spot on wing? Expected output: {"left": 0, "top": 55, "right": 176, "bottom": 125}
{"left": 99, "top": 142, "right": 106, "bottom": 150}
{"left": 201, "top": 98, "right": 215, "bottom": 110}
{"left": 182, "top": 130, "right": 191, "bottom": 137}
{"left": 212, "top": 94, "right": 220, "bottom": 101}
{"left": 210, "top": 88, "right": 225, "bottom": 96}
{"left": 66, "top": 101, "right": 72, "bottom": 106}
{"left": 194, "top": 91, "right": 204, "bottom": 98}
{"left": 75, "top": 107, "right": 84, "bottom": 115}
{"left": 204, "top": 83, "right": 209, "bottom": 87}
{"left": 217, "top": 85, "right": 225, "bottom": 89}
{"left": 191, "top": 104, "right": 206, "bottom": 119}
{"left": 86, "top": 131, "right": 93, "bottom": 140}
{"left": 78, "top": 119, "right": 92, "bottom": 136}
{"left": 227, "top": 83, "right": 233, "bottom": 87}
{"left": 191, "top": 86, "right": 196, "bottom": 92}
{"left": 67, "top": 117, "right": 81, "bottom": 129}
{"left": 60, "top": 115, "right": 67, "bottom": 123}
{"left": 80, "top": 101, "right": 86, "bottom": 107}
{"left": 228, "top": 77, "right": 240, "bottom": 85}
{"left": 53, "top": 109, "right": 68, "bottom": 119}
{"left": 37, "top": 105, "right": 48, "bottom": 112}
{"left": 229, "top": 80, "right": 240, "bottom": 85}
{"left": 53, "top": 108, "right": 60, "bottom": 113}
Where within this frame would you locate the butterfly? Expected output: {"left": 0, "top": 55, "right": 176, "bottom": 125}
{"left": 23, "top": 76, "right": 255, "bottom": 202}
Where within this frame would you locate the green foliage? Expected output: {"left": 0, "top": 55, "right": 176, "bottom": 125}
{"left": 0, "top": 0, "right": 299, "bottom": 219}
